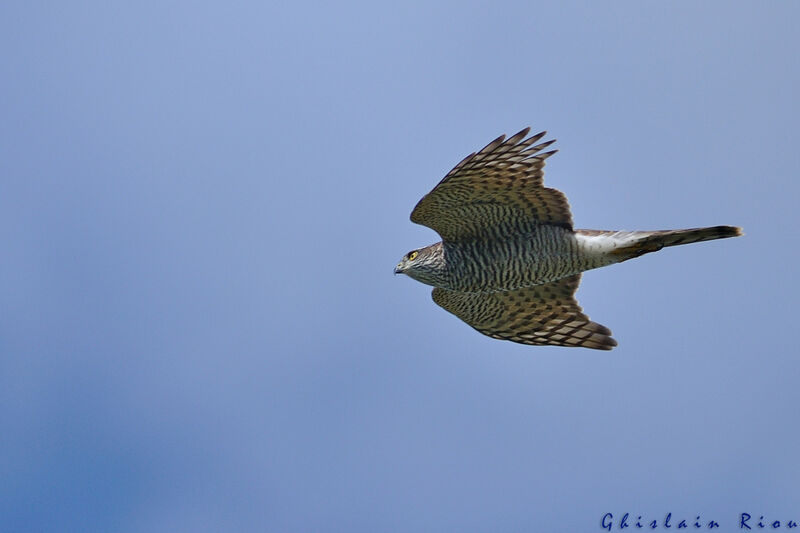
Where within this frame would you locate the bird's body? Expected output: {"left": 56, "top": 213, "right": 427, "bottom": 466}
{"left": 409, "top": 226, "right": 739, "bottom": 293}
{"left": 408, "top": 227, "right": 586, "bottom": 292}
{"left": 395, "top": 128, "right": 741, "bottom": 350}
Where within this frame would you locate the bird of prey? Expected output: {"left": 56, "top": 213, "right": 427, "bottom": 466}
{"left": 394, "top": 128, "right": 741, "bottom": 350}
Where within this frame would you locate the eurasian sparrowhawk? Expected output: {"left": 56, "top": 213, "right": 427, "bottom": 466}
{"left": 394, "top": 128, "right": 741, "bottom": 350}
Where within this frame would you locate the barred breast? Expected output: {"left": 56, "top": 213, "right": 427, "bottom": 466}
{"left": 441, "top": 225, "right": 611, "bottom": 293}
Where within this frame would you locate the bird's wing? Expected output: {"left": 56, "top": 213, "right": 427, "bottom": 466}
{"left": 431, "top": 275, "right": 617, "bottom": 350}
{"left": 410, "top": 128, "right": 572, "bottom": 242}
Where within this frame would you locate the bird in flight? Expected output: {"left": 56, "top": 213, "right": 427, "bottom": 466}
{"left": 394, "top": 128, "right": 741, "bottom": 350}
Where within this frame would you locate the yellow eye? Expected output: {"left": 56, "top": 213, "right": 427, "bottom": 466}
{"left": 408, "top": 251, "right": 418, "bottom": 261}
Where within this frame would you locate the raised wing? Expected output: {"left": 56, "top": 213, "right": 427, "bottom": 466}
{"left": 431, "top": 275, "right": 617, "bottom": 350}
{"left": 411, "top": 128, "right": 572, "bottom": 242}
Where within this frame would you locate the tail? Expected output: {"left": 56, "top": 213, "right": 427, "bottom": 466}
{"left": 580, "top": 225, "right": 743, "bottom": 261}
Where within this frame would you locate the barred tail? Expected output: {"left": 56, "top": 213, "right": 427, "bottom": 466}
{"left": 579, "top": 225, "right": 743, "bottom": 261}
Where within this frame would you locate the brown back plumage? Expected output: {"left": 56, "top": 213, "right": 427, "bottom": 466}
{"left": 410, "top": 128, "right": 571, "bottom": 242}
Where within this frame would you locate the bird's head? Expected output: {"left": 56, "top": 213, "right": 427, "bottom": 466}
{"left": 394, "top": 243, "right": 444, "bottom": 286}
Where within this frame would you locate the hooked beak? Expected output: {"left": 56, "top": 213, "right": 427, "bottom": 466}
{"left": 394, "top": 265, "right": 403, "bottom": 275}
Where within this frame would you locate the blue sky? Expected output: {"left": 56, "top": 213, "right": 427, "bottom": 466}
{"left": 1, "top": 1, "right": 798, "bottom": 531}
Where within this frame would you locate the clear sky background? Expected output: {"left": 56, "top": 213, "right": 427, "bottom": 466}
{"left": 1, "top": 2, "right": 798, "bottom": 532}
